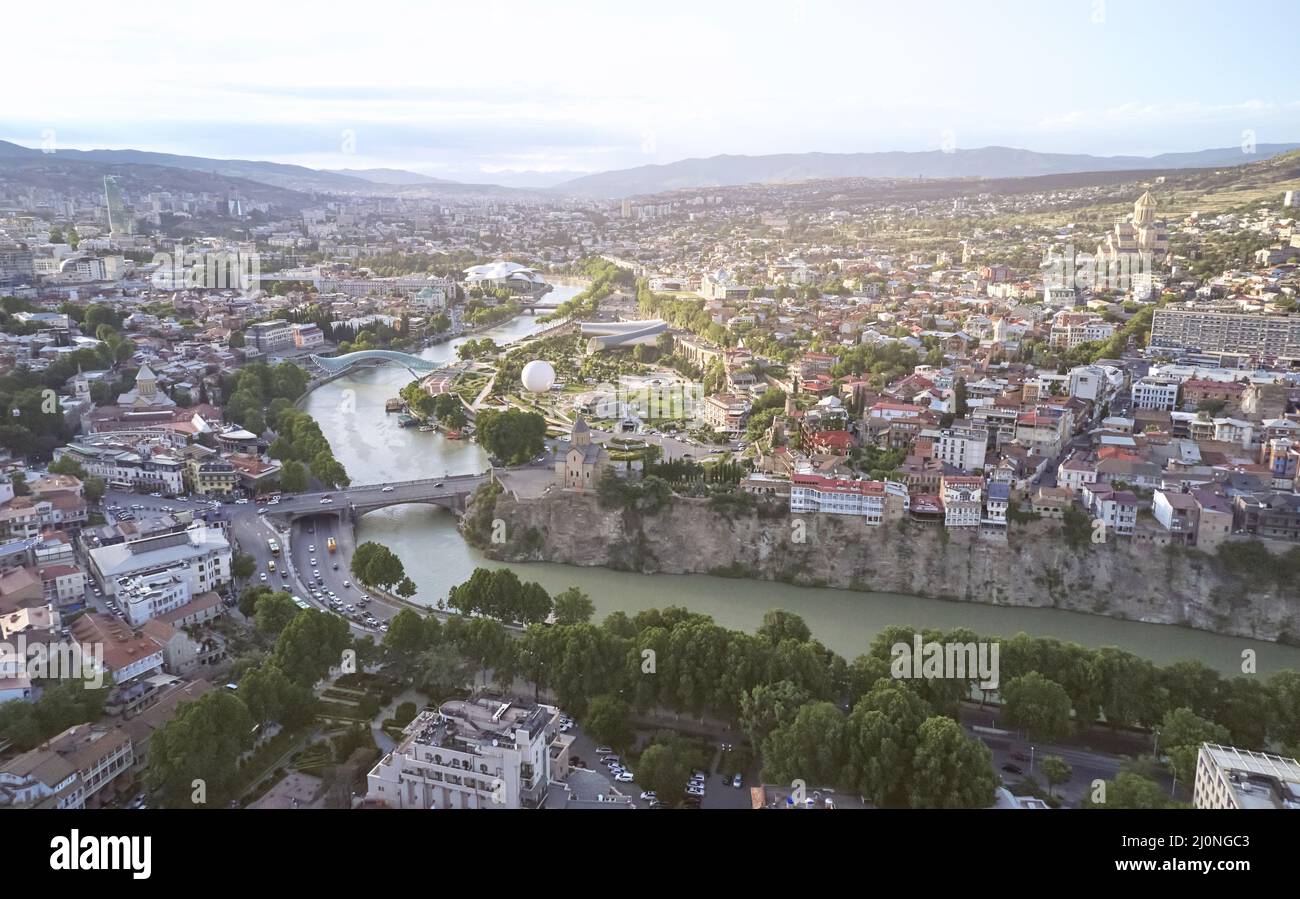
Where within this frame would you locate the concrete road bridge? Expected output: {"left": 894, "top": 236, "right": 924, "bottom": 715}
{"left": 267, "top": 472, "right": 488, "bottom": 522}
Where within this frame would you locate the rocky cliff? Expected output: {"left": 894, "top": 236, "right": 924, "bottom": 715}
{"left": 464, "top": 487, "right": 1300, "bottom": 644}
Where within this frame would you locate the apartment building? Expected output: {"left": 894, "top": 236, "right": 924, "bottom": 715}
{"left": 56, "top": 441, "right": 186, "bottom": 495}
{"left": 0, "top": 723, "right": 133, "bottom": 809}
{"left": 789, "top": 473, "right": 908, "bottom": 524}
{"left": 115, "top": 567, "right": 192, "bottom": 627}
{"left": 245, "top": 319, "right": 294, "bottom": 353}
{"left": 291, "top": 322, "right": 324, "bottom": 349}
{"left": 1151, "top": 308, "right": 1300, "bottom": 358}
{"left": 88, "top": 525, "right": 231, "bottom": 597}
{"left": 366, "top": 698, "right": 568, "bottom": 809}
{"left": 699, "top": 393, "right": 750, "bottom": 435}
{"left": 932, "top": 423, "right": 988, "bottom": 473}
{"left": 1049, "top": 312, "right": 1115, "bottom": 349}
{"left": 1194, "top": 743, "right": 1300, "bottom": 809}
{"left": 941, "top": 475, "right": 983, "bottom": 528}
{"left": 1131, "top": 376, "right": 1181, "bottom": 411}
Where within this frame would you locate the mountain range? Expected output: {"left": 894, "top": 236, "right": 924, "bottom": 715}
{"left": 3, "top": 138, "right": 1298, "bottom": 201}
{"left": 549, "top": 144, "right": 1300, "bottom": 198}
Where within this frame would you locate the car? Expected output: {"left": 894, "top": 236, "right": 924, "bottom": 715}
{"left": 1001, "top": 764, "right": 1024, "bottom": 775}
{"left": 434, "top": 482, "right": 444, "bottom": 488}
{"left": 379, "top": 624, "right": 388, "bottom": 632}
{"left": 732, "top": 773, "right": 743, "bottom": 788}
{"left": 342, "top": 581, "right": 350, "bottom": 588}
{"left": 313, "top": 570, "right": 320, "bottom": 578}
{"left": 381, "top": 486, "right": 395, "bottom": 492}
{"left": 1011, "top": 751, "right": 1031, "bottom": 762}
{"left": 235, "top": 498, "right": 250, "bottom": 505}
{"left": 259, "top": 573, "right": 267, "bottom": 581}
{"left": 685, "top": 786, "right": 705, "bottom": 797}
{"left": 595, "top": 747, "right": 613, "bottom": 755}
{"left": 560, "top": 721, "right": 573, "bottom": 732}
{"left": 345, "top": 605, "right": 356, "bottom": 613}
{"left": 615, "top": 772, "right": 634, "bottom": 783}
{"left": 640, "top": 791, "right": 657, "bottom": 801}
{"left": 319, "top": 498, "right": 333, "bottom": 505}
{"left": 150, "top": 492, "right": 162, "bottom": 498}
{"left": 601, "top": 755, "right": 621, "bottom": 766}
{"left": 308, "top": 545, "right": 315, "bottom": 553}
{"left": 309, "top": 558, "right": 317, "bottom": 566}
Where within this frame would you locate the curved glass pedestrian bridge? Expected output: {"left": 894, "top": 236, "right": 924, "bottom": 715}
{"left": 310, "top": 350, "right": 439, "bottom": 374}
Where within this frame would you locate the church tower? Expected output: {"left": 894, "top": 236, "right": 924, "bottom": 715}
{"left": 135, "top": 363, "right": 158, "bottom": 399}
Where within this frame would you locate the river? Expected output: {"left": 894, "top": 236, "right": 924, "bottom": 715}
{"left": 301, "top": 287, "right": 1300, "bottom": 675}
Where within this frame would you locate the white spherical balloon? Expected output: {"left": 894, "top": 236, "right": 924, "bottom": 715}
{"left": 520, "top": 359, "right": 556, "bottom": 393}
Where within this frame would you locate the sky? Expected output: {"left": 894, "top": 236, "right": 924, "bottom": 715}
{"left": 4, "top": 0, "right": 1298, "bottom": 182}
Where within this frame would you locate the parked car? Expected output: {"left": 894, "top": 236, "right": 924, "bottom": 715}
{"left": 595, "top": 747, "right": 613, "bottom": 755}
{"left": 639, "top": 791, "right": 657, "bottom": 801}
{"left": 1001, "top": 764, "right": 1024, "bottom": 775}
{"left": 615, "top": 772, "right": 634, "bottom": 783}
{"left": 732, "top": 773, "right": 743, "bottom": 788}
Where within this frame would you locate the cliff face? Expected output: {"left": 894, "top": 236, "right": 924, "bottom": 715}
{"left": 465, "top": 489, "right": 1300, "bottom": 644}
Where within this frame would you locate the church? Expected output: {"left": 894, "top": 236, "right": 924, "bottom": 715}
{"left": 554, "top": 416, "right": 608, "bottom": 490}
{"left": 1097, "top": 191, "right": 1169, "bottom": 265}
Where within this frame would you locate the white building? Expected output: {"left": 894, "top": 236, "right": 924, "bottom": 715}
{"left": 1131, "top": 376, "right": 1181, "bottom": 411}
{"left": 366, "top": 698, "right": 567, "bottom": 810}
{"left": 789, "top": 474, "right": 908, "bottom": 524}
{"left": 115, "top": 567, "right": 192, "bottom": 627}
{"left": 933, "top": 424, "right": 988, "bottom": 473}
{"left": 1194, "top": 743, "right": 1300, "bottom": 809}
{"left": 88, "top": 525, "right": 230, "bottom": 598}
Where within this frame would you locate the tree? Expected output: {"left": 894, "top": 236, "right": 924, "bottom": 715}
{"left": 739, "top": 680, "right": 811, "bottom": 745}
{"left": 395, "top": 577, "right": 418, "bottom": 599}
{"left": 1002, "top": 672, "right": 1074, "bottom": 742}
{"left": 383, "top": 609, "right": 433, "bottom": 669}
{"left": 228, "top": 330, "right": 245, "bottom": 348}
{"left": 232, "top": 553, "right": 256, "bottom": 581}
{"left": 1097, "top": 771, "right": 1166, "bottom": 809}
{"left": 254, "top": 591, "right": 300, "bottom": 638}
{"left": 844, "top": 682, "right": 931, "bottom": 806}
{"left": 637, "top": 742, "right": 691, "bottom": 807}
{"left": 445, "top": 615, "right": 512, "bottom": 688}
{"left": 761, "top": 701, "right": 847, "bottom": 787}
{"left": 1040, "top": 755, "right": 1073, "bottom": 798}
{"left": 272, "top": 610, "right": 351, "bottom": 686}
{"left": 756, "top": 609, "right": 812, "bottom": 645}
{"left": 350, "top": 542, "right": 406, "bottom": 591}
{"left": 414, "top": 643, "right": 470, "bottom": 699}
{"left": 908, "top": 716, "right": 998, "bottom": 809}
{"left": 584, "top": 694, "right": 634, "bottom": 750}
{"left": 279, "top": 459, "right": 308, "bottom": 493}
{"left": 239, "top": 662, "right": 314, "bottom": 726}
{"left": 475, "top": 409, "right": 547, "bottom": 465}
{"left": 146, "top": 691, "right": 254, "bottom": 808}
{"left": 237, "top": 585, "right": 270, "bottom": 618}
{"left": 552, "top": 587, "right": 595, "bottom": 625}
{"left": 1159, "top": 707, "right": 1229, "bottom": 786}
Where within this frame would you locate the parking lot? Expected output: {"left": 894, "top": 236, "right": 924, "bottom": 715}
{"left": 563, "top": 720, "right": 754, "bottom": 809}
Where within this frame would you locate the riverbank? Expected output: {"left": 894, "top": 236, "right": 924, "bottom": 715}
{"left": 468, "top": 487, "right": 1300, "bottom": 646}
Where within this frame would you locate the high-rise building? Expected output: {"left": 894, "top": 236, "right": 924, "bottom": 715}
{"left": 1151, "top": 308, "right": 1300, "bottom": 358}
{"left": 103, "top": 175, "right": 133, "bottom": 236}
